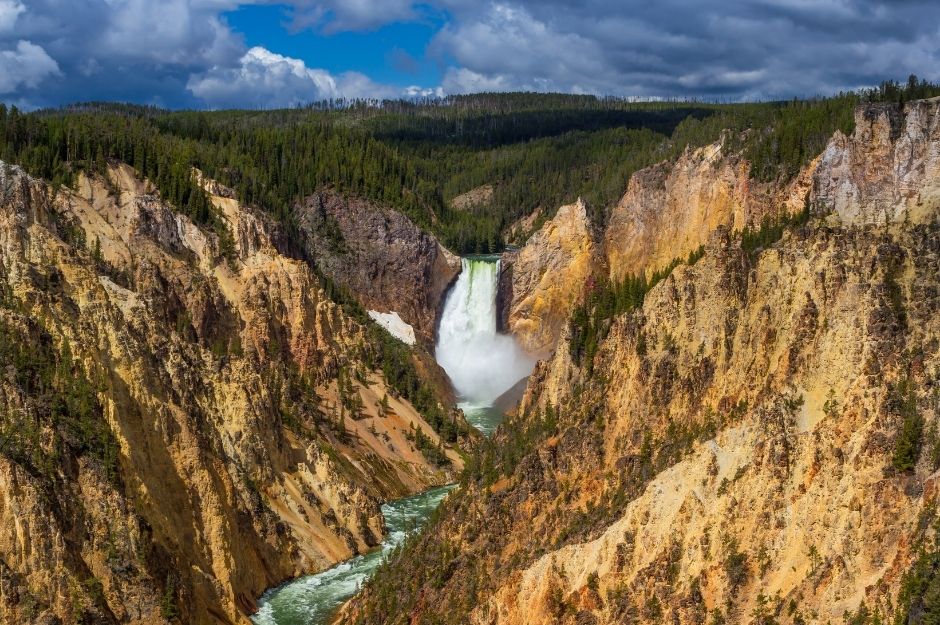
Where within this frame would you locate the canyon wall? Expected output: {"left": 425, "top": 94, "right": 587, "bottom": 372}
{"left": 813, "top": 97, "right": 940, "bottom": 227}
{"left": 604, "top": 141, "right": 817, "bottom": 281}
{"left": 501, "top": 135, "right": 818, "bottom": 356}
{"left": 347, "top": 99, "right": 940, "bottom": 625}
{"left": 0, "top": 164, "right": 464, "bottom": 625}
{"left": 295, "top": 190, "right": 461, "bottom": 347}
{"left": 483, "top": 223, "right": 938, "bottom": 625}
{"left": 498, "top": 199, "right": 601, "bottom": 356}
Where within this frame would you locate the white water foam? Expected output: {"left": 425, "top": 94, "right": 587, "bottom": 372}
{"left": 251, "top": 486, "right": 454, "bottom": 625}
{"left": 435, "top": 257, "right": 534, "bottom": 407}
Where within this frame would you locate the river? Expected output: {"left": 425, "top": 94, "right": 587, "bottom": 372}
{"left": 250, "top": 485, "right": 454, "bottom": 625}
{"left": 251, "top": 256, "right": 532, "bottom": 624}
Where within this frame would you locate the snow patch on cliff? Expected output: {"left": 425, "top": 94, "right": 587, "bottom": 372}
{"left": 368, "top": 310, "right": 416, "bottom": 346}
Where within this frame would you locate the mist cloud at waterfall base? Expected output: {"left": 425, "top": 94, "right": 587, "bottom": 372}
{"left": 438, "top": 333, "right": 533, "bottom": 406}
{"left": 435, "top": 258, "right": 535, "bottom": 407}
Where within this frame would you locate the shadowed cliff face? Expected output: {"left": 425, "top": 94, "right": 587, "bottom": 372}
{"left": 0, "top": 164, "right": 464, "bottom": 625}
{"left": 294, "top": 191, "right": 461, "bottom": 347}
{"left": 345, "top": 100, "right": 940, "bottom": 625}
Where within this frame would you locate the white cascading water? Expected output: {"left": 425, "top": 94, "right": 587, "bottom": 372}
{"left": 252, "top": 258, "right": 531, "bottom": 624}
{"left": 436, "top": 258, "right": 534, "bottom": 409}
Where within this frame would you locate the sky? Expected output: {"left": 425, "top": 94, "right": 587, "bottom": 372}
{"left": 1, "top": 0, "right": 939, "bottom": 110}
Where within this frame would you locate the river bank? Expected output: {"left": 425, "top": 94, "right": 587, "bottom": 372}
{"left": 251, "top": 255, "right": 533, "bottom": 624}
{"left": 251, "top": 485, "right": 455, "bottom": 625}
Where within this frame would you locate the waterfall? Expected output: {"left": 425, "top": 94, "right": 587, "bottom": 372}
{"left": 435, "top": 257, "right": 534, "bottom": 409}
{"left": 252, "top": 259, "right": 531, "bottom": 622}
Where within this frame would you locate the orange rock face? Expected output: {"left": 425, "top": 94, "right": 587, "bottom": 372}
{"left": 0, "top": 163, "right": 464, "bottom": 625}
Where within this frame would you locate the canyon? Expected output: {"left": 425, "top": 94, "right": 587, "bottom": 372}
{"left": 346, "top": 98, "right": 940, "bottom": 625}
{"left": 0, "top": 162, "right": 465, "bottom": 625}
{"left": 0, "top": 94, "right": 938, "bottom": 625}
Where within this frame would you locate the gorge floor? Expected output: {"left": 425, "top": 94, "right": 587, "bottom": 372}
{"left": 251, "top": 256, "right": 533, "bottom": 624}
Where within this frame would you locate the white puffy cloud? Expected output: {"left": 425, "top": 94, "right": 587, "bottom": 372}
{"left": 432, "top": 3, "right": 611, "bottom": 95}
{"left": 440, "top": 68, "right": 519, "bottom": 94}
{"left": 0, "top": 0, "right": 24, "bottom": 32}
{"left": 0, "top": 40, "right": 60, "bottom": 94}
{"left": 0, "top": 0, "right": 252, "bottom": 107}
{"left": 404, "top": 85, "right": 444, "bottom": 98}
{"left": 333, "top": 70, "right": 402, "bottom": 100}
{"left": 187, "top": 46, "right": 400, "bottom": 108}
{"left": 1, "top": 1, "right": 439, "bottom": 107}
{"left": 18, "top": 0, "right": 244, "bottom": 68}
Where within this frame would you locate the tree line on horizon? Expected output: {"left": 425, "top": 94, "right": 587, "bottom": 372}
{"left": 1, "top": 76, "right": 938, "bottom": 255}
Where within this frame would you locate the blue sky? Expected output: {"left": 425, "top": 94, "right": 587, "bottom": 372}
{"left": 2, "top": 0, "right": 939, "bottom": 110}
{"left": 224, "top": 3, "right": 446, "bottom": 89}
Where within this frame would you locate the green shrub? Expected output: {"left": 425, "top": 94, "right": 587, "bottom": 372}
{"left": 891, "top": 378, "right": 923, "bottom": 472}
{"left": 0, "top": 317, "right": 119, "bottom": 484}
{"left": 723, "top": 537, "right": 749, "bottom": 590}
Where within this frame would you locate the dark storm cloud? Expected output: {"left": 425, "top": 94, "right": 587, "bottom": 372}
{"left": 1, "top": 0, "right": 244, "bottom": 108}
{"left": 0, "top": 0, "right": 937, "bottom": 108}
{"left": 434, "top": 0, "right": 940, "bottom": 98}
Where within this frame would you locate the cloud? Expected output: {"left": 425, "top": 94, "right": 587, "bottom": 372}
{"left": 441, "top": 68, "right": 525, "bottom": 94}
{"left": 187, "top": 46, "right": 400, "bottom": 108}
{"left": 0, "top": 0, "right": 252, "bottom": 107}
{"left": 286, "top": 0, "right": 419, "bottom": 33}
{"left": 432, "top": 3, "right": 604, "bottom": 94}
{"left": 0, "top": 0, "right": 24, "bottom": 32}
{"left": 14, "top": 0, "right": 244, "bottom": 68}
{"left": 0, "top": 0, "right": 438, "bottom": 108}
{"left": 1, "top": 0, "right": 939, "bottom": 108}
{"left": 430, "top": 0, "right": 940, "bottom": 99}
{"left": 0, "top": 40, "right": 60, "bottom": 94}
{"left": 404, "top": 85, "right": 444, "bottom": 98}
{"left": 99, "top": 0, "right": 244, "bottom": 66}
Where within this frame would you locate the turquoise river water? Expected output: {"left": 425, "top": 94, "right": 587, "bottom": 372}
{"left": 251, "top": 257, "right": 532, "bottom": 624}
{"left": 250, "top": 485, "right": 454, "bottom": 625}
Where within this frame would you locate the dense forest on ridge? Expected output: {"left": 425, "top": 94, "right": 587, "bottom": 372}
{"left": 1, "top": 76, "right": 938, "bottom": 254}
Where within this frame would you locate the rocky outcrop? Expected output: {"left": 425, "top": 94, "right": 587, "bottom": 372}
{"left": 294, "top": 190, "right": 460, "bottom": 346}
{"left": 501, "top": 99, "right": 940, "bottom": 358}
{"left": 498, "top": 199, "right": 600, "bottom": 356}
{"left": 600, "top": 96, "right": 940, "bottom": 292}
{"left": 505, "top": 206, "right": 544, "bottom": 246}
{"left": 483, "top": 223, "right": 939, "bottom": 625}
{"left": 451, "top": 184, "right": 494, "bottom": 212}
{"left": 604, "top": 140, "right": 817, "bottom": 282}
{"left": 500, "top": 141, "right": 817, "bottom": 357}
{"left": 0, "top": 163, "right": 464, "bottom": 625}
{"left": 812, "top": 98, "right": 940, "bottom": 226}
